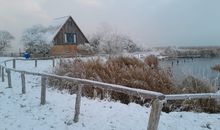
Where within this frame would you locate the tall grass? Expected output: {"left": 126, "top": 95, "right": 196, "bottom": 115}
{"left": 50, "top": 56, "right": 173, "bottom": 104}
{"left": 164, "top": 76, "right": 220, "bottom": 113}
{"left": 49, "top": 56, "right": 220, "bottom": 113}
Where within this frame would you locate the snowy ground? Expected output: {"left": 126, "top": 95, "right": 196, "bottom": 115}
{"left": 0, "top": 57, "right": 220, "bottom": 130}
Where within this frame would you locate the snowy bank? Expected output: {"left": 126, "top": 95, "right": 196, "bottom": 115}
{"left": 0, "top": 57, "right": 220, "bottom": 130}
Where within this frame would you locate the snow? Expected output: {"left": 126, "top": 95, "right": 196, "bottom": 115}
{"left": 0, "top": 57, "right": 220, "bottom": 130}
{"left": 50, "top": 16, "right": 69, "bottom": 28}
{"left": 123, "top": 50, "right": 164, "bottom": 60}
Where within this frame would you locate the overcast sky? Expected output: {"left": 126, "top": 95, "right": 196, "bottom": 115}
{"left": 0, "top": 0, "right": 220, "bottom": 50}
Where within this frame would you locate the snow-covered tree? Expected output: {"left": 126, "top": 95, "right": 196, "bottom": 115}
{"left": 21, "top": 25, "right": 51, "bottom": 55}
{"left": 88, "top": 34, "right": 102, "bottom": 53}
{"left": 77, "top": 43, "right": 94, "bottom": 54}
{"left": 99, "top": 32, "right": 134, "bottom": 54}
{"left": 89, "top": 25, "right": 138, "bottom": 54}
{"left": 0, "top": 30, "right": 14, "bottom": 51}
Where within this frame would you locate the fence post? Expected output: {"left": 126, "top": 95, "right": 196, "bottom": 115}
{"left": 52, "top": 58, "right": 55, "bottom": 67}
{"left": 6, "top": 69, "right": 12, "bottom": 88}
{"left": 35, "top": 59, "right": 37, "bottom": 67}
{"left": 60, "top": 58, "right": 62, "bottom": 66}
{"left": 147, "top": 99, "right": 164, "bottom": 130}
{"left": 13, "top": 59, "right": 16, "bottom": 69}
{"left": 74, "top": 84, "right": 83, "bottom": 123}
{"left": 21, "top": 72, "right": 26, "bottom": 94}
{"left": 0, "top": 66, "right": 2, "bottom": 77}
{"left": 40, "top": 76, "right": 46, "bottom": 105}
{"left": 2, "top": 67, "right": 4, "bottom": 82}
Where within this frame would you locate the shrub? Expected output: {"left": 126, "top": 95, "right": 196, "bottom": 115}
{"left": 144, "top": 55, "right": 158, "bottom": 68}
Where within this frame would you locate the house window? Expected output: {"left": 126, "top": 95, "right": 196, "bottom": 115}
{"left": 64, "top": 33, "right": 76, "bottom": 44}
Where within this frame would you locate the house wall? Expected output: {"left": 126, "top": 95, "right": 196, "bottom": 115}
{"left": 50, "top": 45, "right": 77, "bottom": 56}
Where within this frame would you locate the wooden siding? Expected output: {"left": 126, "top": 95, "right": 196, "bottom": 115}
{"left": 53, "top": 17, "right": 88, "bottom": 45}
{"left": 50, "top": 45, "right": 77, "bottom": 56}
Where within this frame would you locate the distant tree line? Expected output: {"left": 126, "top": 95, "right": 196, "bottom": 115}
{"left": 163, "top": 46, "right": 220, "bottom": 58}
{"left": 19, "top": 24, "right": 140, "bottom": 56}
{"left": 1, "top": 24, "right": 140, "bottom": 56}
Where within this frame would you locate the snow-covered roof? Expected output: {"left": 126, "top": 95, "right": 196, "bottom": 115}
{"left": 45, "top": 16, "right": 70, "bottom": 44}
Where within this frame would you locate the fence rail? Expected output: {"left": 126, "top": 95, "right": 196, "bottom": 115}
{"left": 165, "top": 93, "right": 220, "bottom": 100}
{"left": 0, "top": 58, "right": 220, "bottom": 130}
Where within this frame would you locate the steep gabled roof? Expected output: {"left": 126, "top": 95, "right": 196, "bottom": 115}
{"left": 45, "top": 16, "right": 89, "bottom": 44}
{"left": 68, "top": 16, "right": 89, "bottom": 43}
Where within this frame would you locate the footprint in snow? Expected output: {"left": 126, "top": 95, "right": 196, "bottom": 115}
{"left": 4, "top": 115, "right": 9, "bottom": 118}
{"left": 64, "top": 120, "right": 73, "bottom": 126}
{"left": 201, "top": 123, "right": 211, "bottom": 129}
{"left": 20, "top": 104, "right": 26, "bottom": 108}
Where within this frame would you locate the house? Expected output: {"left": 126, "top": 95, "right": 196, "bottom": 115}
{"left": 46, "top": 16, "right": 89, "bottom": 56}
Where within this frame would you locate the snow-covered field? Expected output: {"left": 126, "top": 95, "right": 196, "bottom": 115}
{"left": 0, "top": 57, "right": 220, "bottom": 130}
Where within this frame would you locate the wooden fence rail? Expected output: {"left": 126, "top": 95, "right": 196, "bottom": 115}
{"left": 165, "top": 93, "right": 220, "bottom": 100}
{"left": 0, "top": 58, "right": 220, "bottom": 130}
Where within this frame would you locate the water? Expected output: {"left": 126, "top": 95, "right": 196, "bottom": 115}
{"left": 161, "top": 57, "right": 220, "bottom": 87}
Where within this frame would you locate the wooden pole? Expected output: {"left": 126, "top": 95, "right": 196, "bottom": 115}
{"left": 7, "top": 69, "right": 12, "bottom": 88}
{"left": 52, "top": 58, "right": 55, "bottom": 67}
{"left": 0, "top": 66, "right": 2, "bottom": 77}
{"left": 13, "top": 59, "right": 16, "bottom": 69}
{"left": 147, "top": 99, "right": 164, "bottom": 130}
{"left": 60, "top": 58, "right": 62, "bottom": 66}
{"left": 35, "top": 59, "right": 37, "bottom": 67}
{"left": 40, "top": 76, "right": 46, "bottom": 105}
{"left": 2, "top": 67, "right": 4, "bottom": 82}
{"left": 74, "top": 84, "right": 82, "bottom": 123}
{"left": 21, "top": 72, "right": 26, "bottom": 94}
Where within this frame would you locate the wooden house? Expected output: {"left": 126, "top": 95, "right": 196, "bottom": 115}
{"left": 46, "top": 16, "right": 89, "bottom": 56}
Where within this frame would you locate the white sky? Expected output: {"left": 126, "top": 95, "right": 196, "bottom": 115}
{"left": 0, "top": 0, "right": 220, "bottom": 51}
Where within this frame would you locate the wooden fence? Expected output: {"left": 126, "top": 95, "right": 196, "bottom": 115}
{"left": 0, "top": 58, "right": 220, "bottom": 130}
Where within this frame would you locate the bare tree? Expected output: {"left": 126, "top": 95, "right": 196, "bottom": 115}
{"left": 89, "top": 24, "right": 138, "bottom": 54}
{"left": 21, "top": 25, "right": 51, "bottom": 55}
{"left": 0, "top": 30, "right": 15, "bottom": 51}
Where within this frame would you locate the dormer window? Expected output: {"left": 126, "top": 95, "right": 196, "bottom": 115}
{"left": 64, "top": 33, "right": 76, "bottom": 44}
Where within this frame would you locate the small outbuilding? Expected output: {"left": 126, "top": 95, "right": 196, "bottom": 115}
{"left": 46, "top": 16, "right": 89, "bottom": 56}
